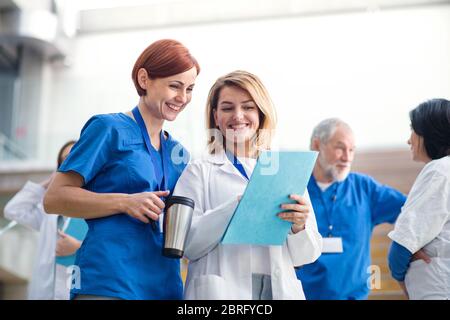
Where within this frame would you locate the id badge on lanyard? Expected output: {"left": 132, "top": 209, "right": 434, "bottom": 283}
{"left": 321, "top": 184, "right": 344, "bottom": 253}
{"left": 322, "top": 237, "right": 343, "bottom": 253}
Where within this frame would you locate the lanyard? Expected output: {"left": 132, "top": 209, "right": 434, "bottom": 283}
{"left": 225, "top": 150, "right": 249, "bottom": 181}
{"left": 132, "top": 106, "right": 168, "bottom": 192}
{"left": 132, "top": 106, "right": 169, "bottom": 231}
{"left": 317, "top": 181, "right": 340, "bottom": 237}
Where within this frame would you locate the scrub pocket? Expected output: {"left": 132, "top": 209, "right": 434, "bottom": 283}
{"left": 405, "top": 257, "right": 450, "bottom": 300}
{"left": 193, "top": 274, "right": 231, "bottom": 300}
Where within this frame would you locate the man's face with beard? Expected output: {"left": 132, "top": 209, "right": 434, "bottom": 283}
{"left": 315, "top": 125, "right": 355, "bottom": 183}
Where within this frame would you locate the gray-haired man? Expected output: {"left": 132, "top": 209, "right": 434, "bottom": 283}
{"left": 296, "top": 118, "right": 406, "bottom": 300}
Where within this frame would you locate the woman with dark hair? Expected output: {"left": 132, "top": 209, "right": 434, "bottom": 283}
{"left": 43, "top": 39, "right": 200, "bottom": 300}
{"left": 4, "top": 140, "right": 87, "bottom": 300}
{"left": 388, "top": 98, "right": 450, "bottom": 300}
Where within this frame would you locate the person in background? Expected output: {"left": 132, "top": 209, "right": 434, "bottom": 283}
{"left": 388, "top": 98, "right": 450, "bottom": 300}
{"left": 173, "top": 70, "right": 322, "bottom": 300}
{"left": 296, "top": 118, "right": 407, "bottom": 299}
{"left": 43, "top": 39, "right": 200, "bottom": 300}
{"left": 4, "top": 140, "right": 86, "bottom": 300}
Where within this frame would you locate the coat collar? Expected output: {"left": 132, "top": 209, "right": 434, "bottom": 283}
{"left": 204, "top": 149, "right": 227, "bottom": 164}
{"left": 204, "top": 149, "right": 247, "bottom": 180}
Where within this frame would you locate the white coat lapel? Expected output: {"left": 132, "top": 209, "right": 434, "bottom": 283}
{"left": 205, "top": 150, "right": 241, "bottom": 178}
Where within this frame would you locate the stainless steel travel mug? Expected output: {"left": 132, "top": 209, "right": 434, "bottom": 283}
{"left": 163, "top": 196, "right": 195, "bottom": 258}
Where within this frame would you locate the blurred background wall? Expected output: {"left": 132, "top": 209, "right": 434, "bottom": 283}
{"left": 1, "top": 0, "right": 449, "bottom": 299}
{"left": 41, "top": 1, "right": 450, "bottom": 160}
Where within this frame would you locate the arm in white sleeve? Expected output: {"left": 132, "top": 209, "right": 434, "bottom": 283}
{"left": 3, "top": 181, "right": 46, "bottom": 231}
{"left": 173, "top": 163, "right": 239, "bottom": 261}
{"left": 286, "top": 190, "right": 323, "bottom": 267}
{"left": 389, "top": 169, "right": 450, "bottom": 253}
{"left": 184, "top": 199, "right": 238, "bottom": 261}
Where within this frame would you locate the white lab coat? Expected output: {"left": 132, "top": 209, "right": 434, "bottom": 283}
{"left": 4, "top": 181, "right": 70, "bottom": 300}
{"left": 173, "top": 151, "right": 323, "bottom": 300}
{"left": 388, "top": 156, "right": 450, "bottom": 300}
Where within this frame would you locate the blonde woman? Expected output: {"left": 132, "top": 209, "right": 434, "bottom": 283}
{"left": 173, "top": 70, "right": 322, "bottom": 300}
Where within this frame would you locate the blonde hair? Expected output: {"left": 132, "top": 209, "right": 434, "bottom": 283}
{"left": 205, "top": 70, "right": 277, "bottom": 155}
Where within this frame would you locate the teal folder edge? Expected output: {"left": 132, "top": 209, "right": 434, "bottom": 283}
{"left": 221, "top": 150, "right": 318, "bottom": 246}
{"left": 55, "top": 218, "right": 88, "bottom": 267}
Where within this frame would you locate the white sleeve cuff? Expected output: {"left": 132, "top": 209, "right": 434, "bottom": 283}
{"left": 23, "top": 181, "right": 46, "bottom": 196}
{"left": 287, "top": 226, "right": 322, "bottom": 267}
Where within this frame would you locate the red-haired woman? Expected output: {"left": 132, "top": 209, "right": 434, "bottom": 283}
{"left": 44, "top": 39, "right": 200, "bottom": 300}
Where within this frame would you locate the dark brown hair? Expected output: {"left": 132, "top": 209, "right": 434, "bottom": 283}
{"left": 410, "top": 98, "right": 450, "bottom": 160}
{"left": 57, "top": 140, "right": 76, "bottom": 168}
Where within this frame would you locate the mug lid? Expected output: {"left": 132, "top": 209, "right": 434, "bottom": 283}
{"left": 165, "top": 195, "right": 195, "bottom": 209}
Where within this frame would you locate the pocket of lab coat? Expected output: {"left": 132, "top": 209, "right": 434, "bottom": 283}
{"left": 405, "top": 258, "right": 449, "bottom": 300}
{"left": 193, "top": 274, "right": 231, "bottom": 300}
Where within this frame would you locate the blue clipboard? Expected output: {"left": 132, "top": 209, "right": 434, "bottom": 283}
{"left": 221, "top": 150, "right": 318, "bottom": 246}
{"left": 55, "top": 218, "right": 88, "bottom": 267}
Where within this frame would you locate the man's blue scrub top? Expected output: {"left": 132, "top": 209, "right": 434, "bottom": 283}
{"left": 59, "top": 113, "right": 189, "bottom": 300}
{"left": 296, "top": 173, "right": 406, "bottom": 300}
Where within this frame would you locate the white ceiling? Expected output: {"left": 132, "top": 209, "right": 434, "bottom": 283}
{"left": 77, "top": 0, "right": 450, "bottom": 33}
{"left": 1, "top": 0, "right": 448, "bottom": 33}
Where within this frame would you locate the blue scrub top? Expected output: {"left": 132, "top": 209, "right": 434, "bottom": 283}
{"left": 59, "top": 113, "right": 189, "bottom": 300}
{"left": 296, "top": 173, "right": 406, "bottom": 300}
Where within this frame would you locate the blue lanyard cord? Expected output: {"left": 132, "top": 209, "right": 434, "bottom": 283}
{"left": 132, "top": 106, "right": 168, "bottom": 231}
{"left": 318, "top": 182, "right": 339, "bottom": 237}
{"left": 225, "top": 150, "right": 249, "bottom": 181}
{"left": 132, "top": 106, "right": 167, "bottom": 191}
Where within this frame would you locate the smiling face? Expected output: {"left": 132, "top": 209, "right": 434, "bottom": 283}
{"left": 314, "top": 125, "right": 355, "bottom": 182}
{"left": 138, "top": 66, "right": 197, "bottom": 121}
{"left": 213, "top": 85, "right": 260, "bottom": 151}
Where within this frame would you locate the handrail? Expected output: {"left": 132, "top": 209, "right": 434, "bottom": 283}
{"left": 0, "top": 221, "right": 18, "bottom": 237}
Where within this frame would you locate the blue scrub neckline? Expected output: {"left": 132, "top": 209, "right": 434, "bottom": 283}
{"left": 119, "top": 112, "right": 168, "bottom": 152}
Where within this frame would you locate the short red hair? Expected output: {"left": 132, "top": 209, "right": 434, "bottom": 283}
{"left": 132, "top": 39, "right": 200, "bottom": 96}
